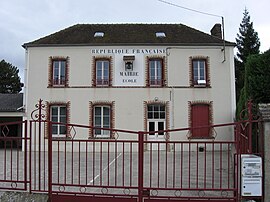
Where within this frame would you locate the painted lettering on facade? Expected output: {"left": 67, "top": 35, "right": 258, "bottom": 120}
{"left": 91, "top": 49, "right": 166, "bottom": 54}
{"left": 120, "top": 71, "right": 139, "bottom": 84}
{"left": 91, "top": 48, "right": 166, "bottom": 86}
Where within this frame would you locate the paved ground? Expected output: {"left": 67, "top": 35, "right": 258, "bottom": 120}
{"left": 0, "top": 144, "right": 235, "bottom": 199}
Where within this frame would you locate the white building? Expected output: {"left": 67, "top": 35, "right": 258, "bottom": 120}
{"left": 23, "top": 23, "right": 235, "bottom": 147}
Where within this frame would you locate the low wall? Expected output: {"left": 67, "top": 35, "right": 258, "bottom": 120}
{"left": 0, "top": 192, "right": 48, "bottom": 202}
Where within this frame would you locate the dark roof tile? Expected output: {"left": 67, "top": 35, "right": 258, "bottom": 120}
{"left": 23, "top": 24, "right": 234, "bottom": 47}
{"left": 0, "top": 94, "right": 23, "bottom": 112}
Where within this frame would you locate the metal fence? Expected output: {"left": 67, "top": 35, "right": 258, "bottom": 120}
{"left": 0, "top": 100, "right": 264, "bottom": 202}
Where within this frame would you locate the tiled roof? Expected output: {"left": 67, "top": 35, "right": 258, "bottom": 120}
{"left": 0, "top": 93, "right": 23, "bottom": 112}
{"left": 23, "top": 24, "right": 234, "bottom": 47}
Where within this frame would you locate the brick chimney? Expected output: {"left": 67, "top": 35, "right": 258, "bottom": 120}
{"left": 210, "top": 23, "right": 222, "bottom": 39}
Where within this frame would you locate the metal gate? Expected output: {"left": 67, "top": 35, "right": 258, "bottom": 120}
{"left": 0, "top": 120, "right": 29, "bottom": 191}
{"left": 0, "top": 100, "right": 264, "bottom": 202}
{"left": 45, "top": 125, "right": 238, "bottom": 202}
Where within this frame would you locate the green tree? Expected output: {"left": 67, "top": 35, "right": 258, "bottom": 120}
{"left": 235, "top": 8, "right": 260, "bottom": 101}
{"left": 236, "top": 49, "right": 270, "bottom": 118}
{"left": 245, "top": 49, "right": 270, "bottom": 103}
{"left": 0, "top": 59, "right": 22, "bottom": 93}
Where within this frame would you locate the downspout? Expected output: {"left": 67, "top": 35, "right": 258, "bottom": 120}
{"left": 24, "top": 48, "right": 29, "bottom": 115}
{"left": 170, "top": 87, "right": 175, "bottom": 130}
{"left": 222, "top": 16, "right": 226, "bottom": 63}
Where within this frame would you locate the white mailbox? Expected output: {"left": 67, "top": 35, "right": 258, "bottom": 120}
{"left": 241, "top": 177, "right": 262, "bottom": 196}
{"left": 241, "top": 154, "right": 262, "bottom": 176}
{"left": 241, "top": 154, "right": 262, "bottom": 197}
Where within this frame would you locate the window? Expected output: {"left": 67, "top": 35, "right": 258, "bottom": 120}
{"left": 193, "top": 59, "right": 206, "bottom": 85}
{"left": 190, "top": 57, "right": 210, "bottom": 87}
{"left": 50, "top": 105, "right": 67, "bottom": 137}
{"left": 94, "top": 32, "right": 104, "bottom": 37}
{"left": 191, "top": 104, "right": 210, "bottom": 138}
{"left": 89, "top": 101, "right": 115, "bottom": 139}
{"left": 48, "top": 57, "right": 69, "bottom": 87}
{"left": 155, "top": 32, "right": 166, "bottom": 38}
{"left": 147, "top": 104, "right": 166, "bottom": 119}
{"left": 95, "top": 59, "right": 110, "bottom": 86}
{"left": 93, "top": 106, "right": 111, "bottom": 137}
{"left": 53, "top": 60, "right": 66, "bottom": 86}
{"left": 148, "top": 59, "right": 164, "bottom": 86}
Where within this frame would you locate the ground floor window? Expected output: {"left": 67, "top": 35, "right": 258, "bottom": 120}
{"left": 93, "top": 105, "right": 111, "bottom": 137}
{"left": 89, "top": 101, "right": 115, "bottom": 139}
{"left": 50, "top": 105, "right": 67, "bottom": 137}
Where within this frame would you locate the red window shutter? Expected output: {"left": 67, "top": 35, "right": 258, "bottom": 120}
{"left": 191, "top": 104, "right": 210, "bottom": 138}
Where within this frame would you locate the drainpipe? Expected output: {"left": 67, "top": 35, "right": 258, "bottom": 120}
{"left": 170, "top": 87, "right": 175, "bottom": 130}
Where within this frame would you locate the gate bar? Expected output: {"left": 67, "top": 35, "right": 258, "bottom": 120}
{"left": 138, "top": 131, "right": 144, "bottom": 202}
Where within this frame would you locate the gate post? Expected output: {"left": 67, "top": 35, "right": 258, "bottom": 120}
{"left": 48, "top": 121, "right": 52, "bottom": 201}
{"left": 247, "top": 100, "right": 253, "bottom": 153}
{"left": 138, "top": 131, "right": 144, "bottom": 202}
{"left": 235, "top": 123, "right": 241, "bottom": 201}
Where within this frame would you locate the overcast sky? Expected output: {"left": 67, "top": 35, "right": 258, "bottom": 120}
{"left": 1, "top": 0, "right": 269, "bottom": 81}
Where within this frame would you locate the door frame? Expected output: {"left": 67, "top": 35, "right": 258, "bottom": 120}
{"left": 144, "top": 101, "right": 169, "bottom": 151}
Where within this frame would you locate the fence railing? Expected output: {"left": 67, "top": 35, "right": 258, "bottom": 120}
{"left": 0, "top": 120, "right": 29, "bottom": 191}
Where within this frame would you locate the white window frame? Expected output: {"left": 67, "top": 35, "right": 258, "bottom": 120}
{"left": 147, "top": 104, "right": 166, "bottom": 119}
{"left": 96, "top": 60, "right": 110, "bottom": 86}
{"left": 50, "top": 105, "right": 67, "bottom": 137}
{"left": 53, "top": 60, "right": 66, "bottom": 86}
{"left": 193, "top": 60, "right": 206, "bottom": 85}
{"left": 94, "top": 105, "right": 111, "bottom": 138}
{"left": 149, "top": 59, "right": 163, "bottom": 86}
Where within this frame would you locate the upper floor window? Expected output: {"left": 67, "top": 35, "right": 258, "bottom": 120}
{"left": 92, "top": 57, "right": 112, "bottom": 87}
{"left": 148, "top": 58, "right": 164, "bottom": 87}
{"left": 48, "top": 57, "right": 69, "bottom": 87}
{"left": 53, "top": 60, "right": 66, "bottom": 86}
{"left": 190, "top": 57, "right": 210, "bottom": 87}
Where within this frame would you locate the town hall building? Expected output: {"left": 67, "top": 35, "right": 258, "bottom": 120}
{"left": 22, "top": 23, "right": 236, "bottom": 147}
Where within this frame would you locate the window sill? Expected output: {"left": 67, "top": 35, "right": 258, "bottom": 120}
{"left": 88, "top": 136, "right": 114, "bottom": 140}
{"left": 51, "top": 136, "right": 71, "bottom": 140}
{"left": 95, "top": 85, "right": 111, "bottom": 88}
{"left": 48, "top": 85, "right": 68, "bottom": 88}
{"left": 147, "top": 85, "right": 166, "bottom": 88}
{"left": 188, "top": 136, "right": 215, "bottom": 140}
{"left": 192, "top": 85, "right": 211, "bottom": 88}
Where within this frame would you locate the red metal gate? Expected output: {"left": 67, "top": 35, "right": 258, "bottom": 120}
{"left": 45, "top": 123, "right": 239, "bottom": 202}
{"left": 0, "top": 120, "right": 29, "bottom": 191}
{"left": 0, "top": 100, "right": 264, "bottom": 202}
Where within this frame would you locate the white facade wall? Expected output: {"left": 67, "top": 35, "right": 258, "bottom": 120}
{"left": 24, "top": 45, "right": 235, "bottom": 150}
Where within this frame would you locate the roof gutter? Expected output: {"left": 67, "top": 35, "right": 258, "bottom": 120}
{"left": 22, "top": 42, "right": 235, "bottom": 49}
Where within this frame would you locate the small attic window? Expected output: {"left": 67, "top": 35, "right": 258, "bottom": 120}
{"left": 94, "top": 32, "right": 104, "bottom": 37}
{"left": 156, "top": 32, "right": 166, "bottom": 38}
